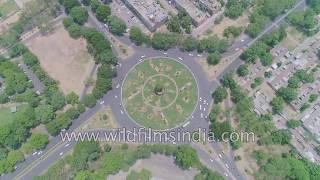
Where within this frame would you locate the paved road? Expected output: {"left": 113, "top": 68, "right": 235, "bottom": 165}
{"left": 3, "top": 1, "right": 308, "bottom": 179}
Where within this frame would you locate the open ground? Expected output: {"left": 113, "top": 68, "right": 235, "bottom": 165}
{"left": 25, "top": 22, "right": 95, "bottom": 96}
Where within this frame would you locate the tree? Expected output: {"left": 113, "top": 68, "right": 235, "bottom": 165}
{"left": 65, "top": 107, "right": 80, "bottom": 119}
{"left": 66, "top": 92, "right": 79, "bottom": 105}
{"left": 81, "top": 0, "right": 91, "bottom": 6}
{"left": 70, "top": 6, "right": 89, "bottom": 25}
{"left": 62, "top": 0, "right": 81, "bottom": 13}
{"left": 288, "top": 75, "right": 300, "bottom": 89}
{"left": 237, "top": 64, "right": 249, "bottom": 77}
{"left": 223, "top": 26, "right": 242, "bottom": 38}
{"left": 210, "top": 121, "right": 232, "bottom": 140}
{"left": 277, "top": 87, "right": 297, "bottom": 103}
{"left": 129, "top": 26, "right": 145, "bottom": 46}
{"left": 260, "top": 52, "right": 273, "bottom": 66}
{"left": 271, "top": 129, "right": 292, "bottom": 145}
{"left": 207, "top": 52, "right": 221, "bottom": 65}
{"left": 49, "top": 91, "right": 65, "bottom": 111}
{"left": 90, "top": 0, "right": 101, "bottom": 12}
{"left": 182, "top": 36, "right": 198, "bottom": 52}
{"left": 0, "top": 147, "right": 7, "bottom": 161}
{"left": 108, "top": 16, "right": 127, "bottom": 36}
{"left": 271, "top": 96, "right": 284, "bottom": 114}
{"left": 35, "top": 104, "right": 55, "bottom": 123}
{"left": 251, "top": 77, "right": 263, "bottom": 89}
{"left": 175, "top": 145, "right": 199, "bottom": 170}
{"left": 28, "top": 133, "right": 49, "bottom": 150}
{"left": 212, "top": 86, "right": 228, "bottom": 104}
{"left": 286, "top": 119, "right": 301, "bottom": 129}
{"left": 82, "top": 94, "right": 96, "bottom": 108}
{"left": 96, "top": 4, "right": 111, "bottom": 23}
{"left": 309, "top": 94, "right": 318, "bottom": 103}
{"left": 66, "top": 23, "right": 83, "bottom": 39}
{"left": 96, "top": 50, "right": 117, "bottom": 64}
{"left": 224, "top": 0, "right": 248, "bottom": 19}
{"left": 167, "top": 16, "right": 181, "bottom": 33}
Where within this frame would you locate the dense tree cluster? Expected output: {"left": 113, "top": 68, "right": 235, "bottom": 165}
{"left": 34, "top": 143, "right": 222, "bottom": 180}
{"left": 241, "top": 27, "right": 286, "bottom": 65}
{"left": 256, "top": 153, "right": 320, "bottom": 180}
{"left": 222, "top": 74, "right": 275, "bottom": 137}
{"left": 224, "top": 0, "right": 250, "bottom": 19}
{"left": 128, "top": 26, "right": 228, "bottom": 60}
{"left": 287, "top": 10, "right": 318, "bottom": 35}
{"left": 212, "top": 86, "right": 228, "bottom": 103}
{"left": 70, "top": 6, "right": 89, "bottom": 25}
{"left": 245, "top": 0, "right": 296, "bottom": 37}
{"left": 223, "top": 26, "right": 243, "bottom": 39}
{"left": 167, "top": 10, "right": 192, "bottom": 33}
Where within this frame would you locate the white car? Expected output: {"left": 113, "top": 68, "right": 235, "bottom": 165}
{"left": 235, "top": 48, "right": 240, "bottom": 51}
{"left": 59, "top": 152, "right": 64, "bottom": 156}
{"left": 203, "top": 107, "right": 206, "bottom": 112}
{"left": 32, "top": 151, "right": 38, "bottom": 156}
{"left": 178, "top": 57, "right": 183, "bottom": 61}
{"left": 65, "top": 143, "right": 70, "bottom": 147}
{"left": 225, "top": 164, "right": 229, "bottom": 169}
{"left": 224, "top": 172, "right": 229, "bottom": 177}
{"left": 37, "top": 151, "right": 43, "bottom": 155}
{"left": 116, "top": 84, "right": 120, "bottom": 89}
{"left": 141, "top": 55, "right": 146, "bottom": 58}
{"left": 100, "top": 101, "right": 105, "bottom": 105}
{"left": 197, "top": 54, "right": 202, "bottom": 57}
{"left": 210, "top": 158, "right": 214, "bottom": 162}
{"left": 218, "top": 154, "right": 222, "bottom": 158}
{"left": 120, "top": 110, "right": 124, "bottom": 114}
{"left": 114, "top": 95, "right": 118, "bottom": 98}
{"left": 188, "top": 53, "right": 193, "bottom": 56}
{"left": 200, "top": 113, "right": 203, "bottom": 118}
{"left": 163, "top": 52, "right": 168, "bottom": 55}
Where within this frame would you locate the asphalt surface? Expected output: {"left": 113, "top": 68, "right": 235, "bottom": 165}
{"left": 2, "top": 1, "right": 308, "bottom": 180}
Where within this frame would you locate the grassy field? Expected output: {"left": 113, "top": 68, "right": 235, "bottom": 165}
{"left": 0, "top": 0, "right": 19, "bottom": 19}
{"left": 122, "top": 58, "right": 198, "bottom": 130}
{"left": 0, "top": 107, "right": 17, "bottom": 126}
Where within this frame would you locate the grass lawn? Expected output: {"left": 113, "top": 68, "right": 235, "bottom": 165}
{"left": 279, "top": 26, "right": 306, "bottom": 51}
{"left": 0, "top": 0, "right": 19, "bottom": 19}
{"left": 122, "top": 57, "right": 198, "bottom": 130}
{"left": 0, "top": 107, "right": 17, "bottom": 126}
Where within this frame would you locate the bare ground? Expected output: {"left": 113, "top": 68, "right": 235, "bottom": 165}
{"left": 25, "top": 22, "right": 95, "bottom": 96}
{"left": 108, "top": 154, "right": 199, "bottom": 180}
{"left": 200, "top": 12, "right": 250, "bottom": 38}
{"left": 80, "top": 106, "right": 118, "bottom": 130}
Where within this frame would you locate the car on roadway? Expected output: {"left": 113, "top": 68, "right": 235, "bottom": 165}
{"left": 37, "top": 151, "right": 43, "bottom": 155}
{"left": 178, "top": 57, "right": 183, "bottom": 60}
{"left": 235, "top": 48, "right": 240, "bottom": 51}
{"left": 116, "top": 83, "right": 120, "bottom": 89}
{"left": 224, "top": 172, "right": 229, "bottom": 177}
{"left": 241, "top": 39, "right": 245, "bottom": 42}
{"left": 163, "top": 52, "right": 168, "bottom": 55}
{"left": 141, "top": 55, "right": 146, "bottom": 58}
{"left": 210, "top": 158, "right": 214, "bottom": 162}
{"left": 120, "top": 110, "right": 124, "bottom": 114}
{"left": 59, "top": 152, "right": 63, "bottom": 156}
{"left": 100, "top": 101, "right": 104, "bottom": 105}
{"left": 65, "top": 143, "right": 70, "bottom": 147}
{"left": 188, "top": 53, "right": 193, "bottom": 56}
{"left": 218, "top": 153, "right": 222, "bottom": 158}
{"left": 32, "top": 151, "right": 38, "bottom": 156}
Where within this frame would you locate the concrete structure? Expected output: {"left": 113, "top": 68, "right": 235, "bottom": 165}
{"left": 171, "top": 0, "right": 221, "bottom": 26}
{"left": 253, "top": 90, "right": 272, "bottom": 115}
{"left": 301, "top": 103, "right": 320, "bottom": 141}
{"left": 121, "top": 0, "right": 168, "bottom": 32}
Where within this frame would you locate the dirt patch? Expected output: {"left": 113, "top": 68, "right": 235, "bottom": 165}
{"left": 279, "top": 26, "right": 306, "bottom": 51}
{"left": 25, "top": 22, "right": 95, "bottom": 96}
{"left": 108, "top": 154, "right": 199, "bottom": 180}
{"left": 197, "top": 51, "right": 242, "bottom": 81}
{"left": 80, "top": 106, "right": 118, "bottom": 130}
{"left": 200, "top": 12, "right": 250, "bottom": 38}
{"left": 109, "top": 34, "right": 134, "bottom": 60}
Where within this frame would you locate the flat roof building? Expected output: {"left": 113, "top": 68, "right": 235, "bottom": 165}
{"left": 121, "top": 0, "right": 168, "bottom": 32}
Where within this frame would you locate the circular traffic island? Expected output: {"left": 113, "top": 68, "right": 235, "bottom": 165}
{"left": 122, "top": 57, "right": 198, "bottom": 130}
